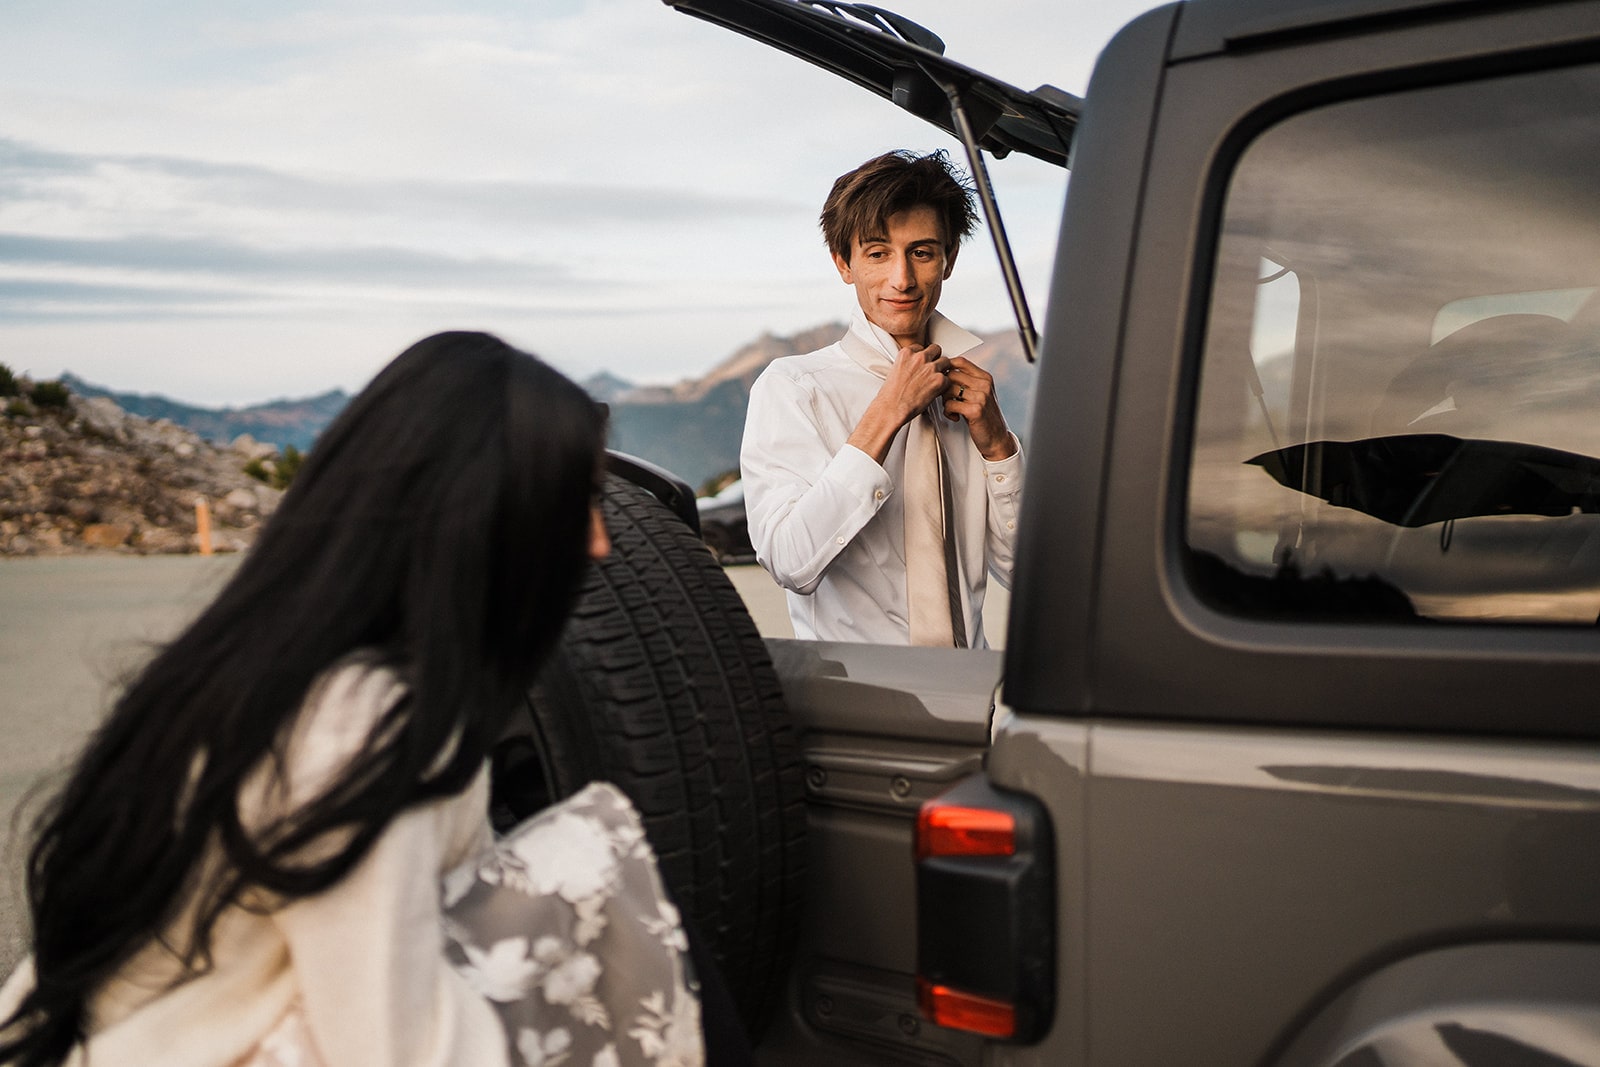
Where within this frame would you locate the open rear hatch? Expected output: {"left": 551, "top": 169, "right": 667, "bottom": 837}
{"left": 663, "top": 0, "right": 1080, "bottom": 166}
{"left": 663, "top": 0, "right": 1082, "bottom": 360}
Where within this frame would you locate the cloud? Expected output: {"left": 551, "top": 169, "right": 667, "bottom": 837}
{"left": 0, "top": 133, "right": 815, "bottom": 325}
{"left": 0, "top": 278, "right": 249, "bottom": 317}
{"left": 0, "top": 231, "right": 563, "bottom": 285}
{"left": 0, "top": 139, "right": 92, "bottom": 178}
{"left": 0, "top": 136, "right": 797, "bottom": 231}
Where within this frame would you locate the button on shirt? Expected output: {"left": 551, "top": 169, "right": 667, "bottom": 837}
{"left": 740, "top": 309, "right": 1024, "bottom": 646}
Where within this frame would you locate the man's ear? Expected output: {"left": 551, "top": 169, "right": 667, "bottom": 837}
{"left": 832, "top": 250, "right": 854, "bottom": 284}
{"left": 942, "top": 243, "right": 960, "bottom": 280}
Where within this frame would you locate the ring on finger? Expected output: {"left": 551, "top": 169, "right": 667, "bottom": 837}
{"left": 956, "top": 385, "right": 966, "bottom": 401}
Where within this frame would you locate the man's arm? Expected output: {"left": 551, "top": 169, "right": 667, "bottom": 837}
{"left": 744, "top": 344, "right": 958, "bottom": 594}
{"left": 941, "top": 355, "right": 1017, "bottom": 461}
{"left": 939, "top": 354, "right": 1023, "bottom": 585}
{"left": 742, "top": 368, "right": 892, "bottom": 595}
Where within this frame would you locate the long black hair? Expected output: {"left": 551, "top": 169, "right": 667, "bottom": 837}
{"left": 0, "top": 331, "right": 607, "bottom": 1066}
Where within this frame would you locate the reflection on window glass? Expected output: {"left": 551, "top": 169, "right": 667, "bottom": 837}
{"left": 1187, "top": 63, "right": 1600, "bottom": 625}
{"left": 1433, "top": 287, "right": 1596, "bottom": 344}
{"left": 1249, "top": 258, "right": 1299, "bottom": 423}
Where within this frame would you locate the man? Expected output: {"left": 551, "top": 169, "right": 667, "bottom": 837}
{"left": 741, "top": 150, "right": 1023, "bottom": 646}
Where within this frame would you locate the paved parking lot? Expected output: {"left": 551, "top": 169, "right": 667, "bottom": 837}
{"left": 0, "top": 555, "right": 239, "bottom": 977}
{"left": 728, "top": 561, "right": 1008, "bottom": 646}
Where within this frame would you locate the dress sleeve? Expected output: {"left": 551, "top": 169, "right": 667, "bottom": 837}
{"left": 741, "top": 367, "right": 894, "bottom": 595}
{"left": 272, "top": 771, "right": 507, "bottom": 1067}
{"left": 261, "top": 663, "right": 506, "bottom": 1067}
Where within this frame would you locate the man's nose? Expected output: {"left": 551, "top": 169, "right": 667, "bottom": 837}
{"left": 889, "top": 253, "right": 915, "bottom": 290}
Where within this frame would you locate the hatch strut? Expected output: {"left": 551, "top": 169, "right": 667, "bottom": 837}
{"left": 933, "top": 77, "right": 1040, "bottom": 363}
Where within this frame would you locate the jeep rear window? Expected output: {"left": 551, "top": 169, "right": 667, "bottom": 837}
{"left": 1185, "top": 63, "right": 1600, "bottom": 624}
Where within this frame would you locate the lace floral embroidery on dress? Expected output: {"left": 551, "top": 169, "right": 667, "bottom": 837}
{"left": 442, "top": 782, "right": 704, "bottom": 1067}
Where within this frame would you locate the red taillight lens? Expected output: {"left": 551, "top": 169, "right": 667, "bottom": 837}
{"left": 916, "top": 801, "right": 1017, "bottom": 860}
{"left": 917, "top": 977, "right": 1017, "bottom": 1038}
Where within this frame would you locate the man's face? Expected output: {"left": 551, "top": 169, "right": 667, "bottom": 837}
{"left": 832, "top": 204, "right": 957, "bottom": 349}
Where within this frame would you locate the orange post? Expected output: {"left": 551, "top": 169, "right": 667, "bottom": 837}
{"left": 195, "top": 498, "right": 213, "bottom": 556}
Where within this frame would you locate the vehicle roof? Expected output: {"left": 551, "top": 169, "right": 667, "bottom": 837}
{"left": 1171, "top": 0, "right": 1556, "bottom": 59}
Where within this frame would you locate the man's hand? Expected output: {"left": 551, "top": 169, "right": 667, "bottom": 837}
{"left": 942, "top": 356, "right": 1016, "bottom": 461}
{"left": 847, "top": 343, "right": 953, "bottom": 464}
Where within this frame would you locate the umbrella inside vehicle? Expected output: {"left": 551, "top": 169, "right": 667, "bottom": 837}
{"left": 1246, "top": 433, "right": 1600, "bottom": 527}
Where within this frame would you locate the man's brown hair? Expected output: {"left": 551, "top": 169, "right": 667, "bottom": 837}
{"left": 820, "top": 149, "right": 978, "bottom": 263}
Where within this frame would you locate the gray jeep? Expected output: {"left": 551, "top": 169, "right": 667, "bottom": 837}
{"left": 499, "top": 0, "right": 1600, "bottom": 1063}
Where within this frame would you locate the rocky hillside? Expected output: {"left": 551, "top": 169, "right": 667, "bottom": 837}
{"left": 1, "top": 385, "right": 285, "bottom": 557}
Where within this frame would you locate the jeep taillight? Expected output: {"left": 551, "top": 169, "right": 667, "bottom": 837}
{"left": 916, "top": 802, "right": 1016, "bottom": 859}
{"left": 916, "top": 978, "right": 1018, "bottom": 1038}
{"left": 914, "top": 774, "right": 1054, "bottom": 1044}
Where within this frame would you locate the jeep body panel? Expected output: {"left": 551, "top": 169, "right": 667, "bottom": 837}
{"left": 1270, "top": 942, "right": 1600, "bottom": 1065}
{"left": 754, "top": 641, "right": 997, "bottom": 1065}
{"left": 986, "top": 719, "right": 1600, "bottom": 1064}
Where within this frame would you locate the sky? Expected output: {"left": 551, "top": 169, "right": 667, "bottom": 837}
{"left": 0, "top": 0, "right": 1165, "bottom": 406}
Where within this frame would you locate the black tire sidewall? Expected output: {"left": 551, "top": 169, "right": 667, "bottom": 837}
{"left": 510, "top": 474, "right": 806, "bottom": 1036}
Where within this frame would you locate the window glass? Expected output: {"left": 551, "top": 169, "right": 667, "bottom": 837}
{"left": 1187, "top": 64, "right": 1600, "bottom": 624}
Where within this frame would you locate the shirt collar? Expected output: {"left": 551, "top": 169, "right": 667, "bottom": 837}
{"left": 843, "top": 306, "right": 982, "bottom": 375}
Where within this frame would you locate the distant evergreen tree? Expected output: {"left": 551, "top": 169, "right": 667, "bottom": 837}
{"left": 277, "top": 445, "right": 305, "bottom": 488}
{"left": 243, "top": 445, "right": 305, "bottom": 490}
{"left": 29, "top": 379, "right": 70, "bottom": 409}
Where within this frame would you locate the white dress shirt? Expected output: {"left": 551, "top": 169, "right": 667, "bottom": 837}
{"left": 740, "top": 308, "right": 1024, "bottom": 646}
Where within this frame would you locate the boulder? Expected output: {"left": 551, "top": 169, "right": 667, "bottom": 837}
{"left": 74, "top": 396, "right": 131, "bottom": 444}
{"left": 81, "top": 523, "right": 134, "bottom": 548}
{"left": 230, "top": 434, "right": 277, "bottom": 461}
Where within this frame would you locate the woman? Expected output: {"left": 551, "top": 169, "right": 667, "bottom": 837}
{"left": 0, "top": 332, "right": 671, "bottom": 1066}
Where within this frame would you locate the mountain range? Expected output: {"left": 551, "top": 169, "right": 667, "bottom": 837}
{"left": 64, "top": 322, "right": 1037, "bottom": 493}
{"left": 60, "top": 374, "right": 349, "bottom": 453}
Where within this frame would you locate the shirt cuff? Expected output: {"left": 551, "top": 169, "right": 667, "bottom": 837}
{"left": 836, "top": 443, "right": 896, "bottom": 506}
{"left": 981, "top": 434, "right": 1023, "bottom": 488}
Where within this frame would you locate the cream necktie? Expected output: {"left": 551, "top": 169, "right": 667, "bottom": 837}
{"left": 839, "top": 329, "right": 967, "bottom": 648}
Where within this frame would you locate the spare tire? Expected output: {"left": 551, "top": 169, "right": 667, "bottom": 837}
{"left": 490, "top": 473, "right": 807, "bottom": 1036}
